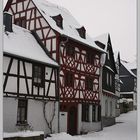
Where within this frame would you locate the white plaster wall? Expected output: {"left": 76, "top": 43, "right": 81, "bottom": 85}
{"left": 59, "top": 112, "right": 67, "bottom": 132}
{"left": 28, "top": 100, "right": 58, "bottom": 135}
{"left": 101, "top": 95, "right": 116, "bottom": 117}
{"left": 3, "top": 97, "right": 18, "bottom": 132}
{"left": 81, "top": 122, "right": 101, "bottom": 133}
{"left": 3, "top": 98, "right": 58, "bottom": 135}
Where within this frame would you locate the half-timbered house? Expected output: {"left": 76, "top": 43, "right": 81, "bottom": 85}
{"left": 4, "top": 0, "right": 105, "bottom": 135}
{"left": 3, "top": 12, "right": 59, "bottom": 135}
{"left": 95, "top": 33, "right": 118, "bottom": 127}
{"left": 119, "top": 60, "right": 137, "bottom": 110}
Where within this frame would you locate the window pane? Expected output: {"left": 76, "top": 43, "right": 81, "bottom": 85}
{"left": 17, "top": 100, "right": 27, "bottom": 124}
{"left": 92, "top": 105, "right": 96, "bottom": 122}
{"left": 33, "top": 65, "right": 44, "bottom": 86}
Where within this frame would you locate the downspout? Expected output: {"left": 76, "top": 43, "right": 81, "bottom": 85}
{"left": 99, "top": 53, "right": 105, "bottom": 130}
{"left": 0, "top": 1, "right": 3, "bottom": 139}
{"left": 57, "top": 36, "right": 69, "bottom": 133}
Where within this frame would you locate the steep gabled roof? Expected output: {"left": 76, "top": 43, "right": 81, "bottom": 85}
{"left": 120, "top": 60, "right": 136, "bottom": 77}
{"left": 31, "top": 0, "right": 104, "bottom": 53}
{"left": 94, "top": 33, "right": 117, "bottom": 73}
{"left": 4, "top": 24, "right": 58, "bottom": 67}
{"left": 94, "top": 33, "right": 109, "bottom": 50}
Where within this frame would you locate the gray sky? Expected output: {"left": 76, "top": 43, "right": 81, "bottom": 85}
{"left": 4, "top": 0, "right": 136, "bottom": 62}
{"left": 47, "top": 0, "right": 136, "bottom": 62}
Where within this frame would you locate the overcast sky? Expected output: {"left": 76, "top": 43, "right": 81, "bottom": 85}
{"left": 4, "top": 0, "right": 136, "bottom": 62}
{"left": 46, "top": 0, "right": 137, "bottom": 62}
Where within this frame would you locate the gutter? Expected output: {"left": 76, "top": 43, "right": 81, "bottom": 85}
{"left": 61, "top": 34, "right": 106, "bottom": 54}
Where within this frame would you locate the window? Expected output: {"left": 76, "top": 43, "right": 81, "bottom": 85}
{"left": 97, "top": 105, "right": 101, "bottom": 121}
{"left": 85, "top": 76, "right": 93, "bottom": 91}
{"left": 52, "top": 14, "right": 63, "bottom": 29}
{"left": 92, "top": 105, "right": 101, "bottom": 122}
{"left": 82, "top": 104, "right": 89, "bottom": 122}
{"left": 105, "top": 100, "right": 108, "bottom": 116}
{"left": 15, "top": 17, "right": 26, "bottom": 28}
{"left": 66, "top": 46, "right": 75, "bottom": 58}
{"left": 65, "top": 71, "right": 74, "bottom": 87}
{"left": 17, "top": 99, "right": 27, "bottom": 124}
{"left": 76, "top": 26, "right": 86, "bottom": 39}
{"left": 92, "top": 104, "right": 96, "bottom": 122}
{"left": 86, "top": 51, "right": 94, "bottom": 64}
{"left": 110, "top": 101, "right": 112, "bottom": 116}
{"left": 106, "top": 72, "right": 109, "bottom": 86}
{"left": 33, "top": 65, "right": 45, "bottom": 87}
{"left": 110, "top": 74, "right": 112, "bottom": 86}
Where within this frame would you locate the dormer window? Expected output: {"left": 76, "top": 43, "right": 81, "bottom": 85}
{"left": 76, "top": 26, "right": 86, "bottom": 39}
{"left": 52, "top": 14, "right": 63, "bottom": 29}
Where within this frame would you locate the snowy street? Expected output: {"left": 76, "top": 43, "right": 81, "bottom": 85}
{"left": 46, "top": 111, "right": 137, "bottom": 140}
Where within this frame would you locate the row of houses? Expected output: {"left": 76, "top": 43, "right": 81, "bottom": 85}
{"left": 3, "top": 0, "right": 137, "bottom": 136}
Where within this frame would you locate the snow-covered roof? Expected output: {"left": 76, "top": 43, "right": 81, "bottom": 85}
{"left": 4, "top": 24, "right": 58, "bottom": 67}
{"left": 93, "top": 33, "right": 109, "bottom": 66}
{"left": 32, "top": 0, "right": 104, "bottom": 53}
{"left": 119, "top": 98, "right": 133, "bottom": 103}
{"left": 114, "top": 51, "right": 119, "bottom": 62}
{"left": 126, "top": 60, "right": 137, "bottom": 70}
{"left": 121, "top": 60, "right": 136, "bottom": 77}
{"left": 94, "top": 33, "right": 109, "bottom": 50}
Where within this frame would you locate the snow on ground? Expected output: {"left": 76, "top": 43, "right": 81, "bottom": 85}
{"left": 46, "top": 111, "right": 137, "bottom": 140}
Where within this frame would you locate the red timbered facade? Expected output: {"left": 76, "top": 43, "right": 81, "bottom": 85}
{"left": 5, "top": 0, "right": 104, "bottom": 135}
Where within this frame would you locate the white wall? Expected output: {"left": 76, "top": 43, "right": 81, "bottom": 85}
{"left": 3, "top": 97, "right": 58, "bottom": 135}
{"left": 101, "top": 94, "right": 116, "bottom": 117}
{"left": 59, "top": 112, "right": 67, "bottom": 132}
{"left": 3, "top": 97, "right": 18, "bottom": 132}
{"left": 28, "top": 100, "right": 58, "bottom": 134}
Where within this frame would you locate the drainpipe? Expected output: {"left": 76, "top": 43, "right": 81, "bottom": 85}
{"left": 99, "top": 53, "right": 105, "bottom": 130}
{"left": 0, "top": 1, "right": 3, "bottom": 139}
{"left": 57, "top": 36, "right": 69, "bottom": 133}
{"left": 99, "top": 65, "right": 103, "bottom": 130}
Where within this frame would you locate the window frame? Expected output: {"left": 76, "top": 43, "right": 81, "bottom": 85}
{"left": 86, "top": 51, "right": 94, "bottom": 65}
{"left": 14, "top": 17, "right": 26, "bottom": 28}
{"left": 92, "top": 104, "right": 96, "bottom": 122}
{"left": 82, "top": 103, "right": 89, "bottom": 122}
{"left": 65, "top": 71, "right": 74, "bottom": 87}
{"left": 17, "top": 99, "right": 28, "bottom": 125}
{"left": 105, "top": 100, "right": 108, "bottom": 116}
{"left": 66, "top": 45, "right": 75, "bottom": 58}
{"left": 85, "top": 76, "right": 93, "bottom": 91}
{"left": 33, "top": 64, "right": 45, "bottom": 87}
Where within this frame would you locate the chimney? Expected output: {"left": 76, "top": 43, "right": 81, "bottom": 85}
{"left": 3, "top": 12, "right": 13, "bottom": 32}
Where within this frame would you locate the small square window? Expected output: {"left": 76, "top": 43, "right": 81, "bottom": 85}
{"left": 17, "top": 99, "right": 27, "bottom": 124}
{"left": 33, "top": 64, "right": 45, "bottom": 87}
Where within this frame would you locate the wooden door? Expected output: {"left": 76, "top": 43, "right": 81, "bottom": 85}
{"left": 68, "top": 106, "right": 77, "bottom": 135}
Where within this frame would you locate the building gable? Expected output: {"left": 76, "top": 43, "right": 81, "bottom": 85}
{"left": 104, "top": 35, "right": 117, "bottom": 74}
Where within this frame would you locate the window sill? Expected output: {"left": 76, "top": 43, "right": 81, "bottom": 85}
{"left": 16, "top": 123, "right": 29, "bottom": 126}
